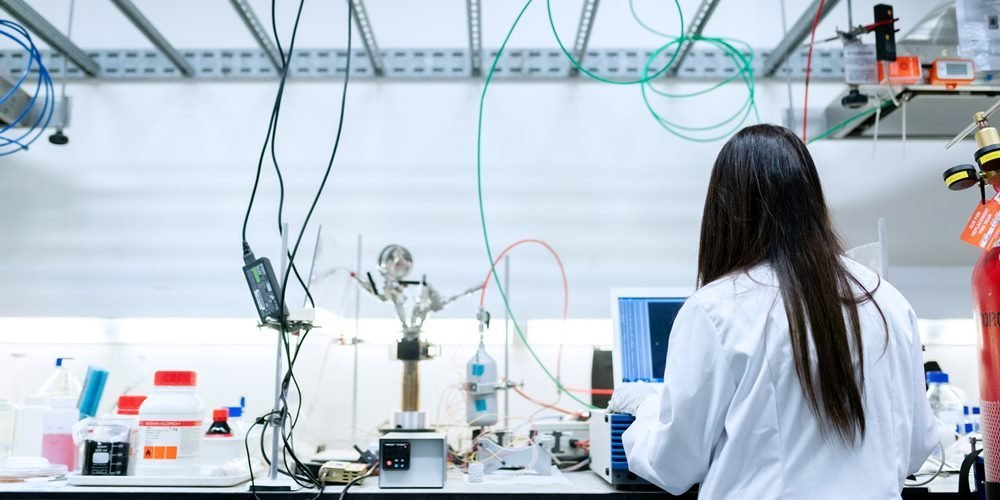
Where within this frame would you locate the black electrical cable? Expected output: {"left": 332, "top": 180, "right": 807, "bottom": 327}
{"left": 250, "top": 0, "right": 354, "bottom": 493}
{"left": 240, "top": 0, "right": 315, "bottom": 309}
{"left": 267, "top": 0, "right": 316, "bottom": 309}
{"left": 339, "top": 466, "right": 377, "bottom": 500}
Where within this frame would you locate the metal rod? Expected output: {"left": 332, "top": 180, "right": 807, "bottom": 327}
{"left": 352, "top": 234, "right": 362, "bottom": 443}
{"left": 503, "top": 255, "right": 510, "bottom": 431}
{"left": 466, "top": 0, "right": 483, "bottom": 77}
{"left": 0, "top": 0, "right": 100, "bottom": 76}
{"left": 110, "top": 0, "right": 194, "bottom": 76}
{"left": 669, "top": 0, "right": 722, "bottom": 76}
{"left": 762, "top": 0, "right": 842, "bottom": 77}
{"left": 569, "top": 0, "right": 600, "bottom": 76}
{"left": 228, "top": 0, "right": 282, "bottom": 72}
{"left": 847, "top": 0, "right": 854, "bottom": 28}
{"left": 348, "top": 0, "right": 385, "bottom": 76}
{"left": 269, "top": 223, "right": 290, "bottom": 481}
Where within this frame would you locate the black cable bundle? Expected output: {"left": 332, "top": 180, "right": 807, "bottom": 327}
{"left": 241, "top": 0, "right": 354, "bottom": 498}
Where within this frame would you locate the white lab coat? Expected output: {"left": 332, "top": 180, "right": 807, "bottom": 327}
{"left": 622, "top": 259, "right": 938, "bottom": 499}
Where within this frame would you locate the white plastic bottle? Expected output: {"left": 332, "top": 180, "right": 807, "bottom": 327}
{"left": 41, "top": 397, "right": 79, "bottom": 470}
{"left": 11, "top": 395, "right": 49, "bottom": 457}
{"left": 38, "top": 358, "right": 82, "bottom": 399}
{"left": 926, "top": 371, "right": 965, "bottom": 444}
{"left": 136, "top": 371, "right": 204, "bottom": 476}
{"left": 466, "top": 344, "right": 498, "bottom": 427}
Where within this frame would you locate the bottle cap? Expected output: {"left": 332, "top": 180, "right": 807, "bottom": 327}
{"left": 213, "top": 408, "right": 229, "bottom": 422}
{"left": 965, "top": 405, "right": 971, "bottom": 415}
{"left": 227, "top": 406, "right": 243, "bottom": 418}
{"left": 974, "top": 406, "right": 982, "bottom": 415}
{"left": 926, "top": 371, "right": 949, "bottom": 384}
{"left": 153, "top": 370, "right": 197, "bottom": 387}
{"left": 117, "top": 395, "right": 147, "bottom": 415}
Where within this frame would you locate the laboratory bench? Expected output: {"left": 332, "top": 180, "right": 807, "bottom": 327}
{"left": 0, "top": 471, "right": 969, "bottom": 499}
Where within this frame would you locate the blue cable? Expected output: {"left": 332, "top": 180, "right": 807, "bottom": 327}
{"left": 0, "top": 19, "right": 55, "bottom": 155}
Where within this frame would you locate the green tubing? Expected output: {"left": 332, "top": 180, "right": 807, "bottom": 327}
{"left": 548, "top": 0, "right": 684, "bottom": 85}
{"left": 806, "top": 99, "right": 894, "bottom": 144}
{"left": 477, "top": 0, "right": 596, "bottom": 410}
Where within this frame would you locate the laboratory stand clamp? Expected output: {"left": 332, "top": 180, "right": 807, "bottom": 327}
{"left": 941, "top": 99, "right": 1000, "bottom": 499}
{"left": 353, "top": 244, "right": 480, "bottom": 431}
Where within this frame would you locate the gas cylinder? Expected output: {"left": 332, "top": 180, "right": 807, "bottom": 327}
{"left": 947, "top": 109, "right": 1000, "bottom": 498}
{"left": 975, "top": 245, "right": 1000, "bottom": 497}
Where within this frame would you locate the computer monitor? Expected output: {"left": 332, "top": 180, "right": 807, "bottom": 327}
{"left": 610, "top": 288, "right": 692, "bottom": 387}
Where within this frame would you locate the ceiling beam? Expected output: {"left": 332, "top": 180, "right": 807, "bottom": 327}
{"left": 228, "top": 0, "right": 281, "bottom": 72}
{"left": 762, "top": 0, "right": 842, "bottom": 77}
{"left": 569, "top": 0, "right": 600, "bottom": 76}
{"left": 348, "top": 0, "right": 385, "bottom": 76}
{"left": 0, "top": 0, "right": 100, "bottom": 77}
{"left": 669, "top": 0, "right": 722, "bottom": 76}
{"left": 110, "top": 0, "right": 193, "bottom": 77}
{"left": 466, "top": 0, "right": 482, "bottom": 77}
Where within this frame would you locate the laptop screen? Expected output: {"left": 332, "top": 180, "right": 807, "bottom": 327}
{"left": 617, "top": 297, "right": 686, "bottom": 383}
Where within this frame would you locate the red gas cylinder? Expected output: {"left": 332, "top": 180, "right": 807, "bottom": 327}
{"left": 974, "top": 245, "right": 1000, "bottom": 494}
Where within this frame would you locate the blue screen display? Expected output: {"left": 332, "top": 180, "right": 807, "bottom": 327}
{"left": 618, "top": 297, "right": 685, "bottom": 382}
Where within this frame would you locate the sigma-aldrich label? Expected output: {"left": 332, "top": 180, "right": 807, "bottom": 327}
{"left": 137, "top": 420, "right": 202, "bottom": 461}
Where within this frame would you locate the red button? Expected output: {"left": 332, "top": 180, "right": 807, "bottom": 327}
{"left": 386, "top": 460, "right": 393, "bottom": 467}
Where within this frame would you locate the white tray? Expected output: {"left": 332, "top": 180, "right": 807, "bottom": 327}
{"left": 66, "top": 469, "right": 254, "bottom": 488}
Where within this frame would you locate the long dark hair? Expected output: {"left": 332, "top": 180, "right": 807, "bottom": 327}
{"left": 697, "top": 124, "right": 882, "bottom": 445}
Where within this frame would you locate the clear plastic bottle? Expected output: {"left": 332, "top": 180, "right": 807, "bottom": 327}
{"left": 0, "top": 399, "right": 14, "bottom": 460}
{"left": 926, "top": 371, "right": 965, "bottom": 443}
{"left": 466, "top": 343, "right": 498, "bottom": 427}
{"left": 11, "top": 395, "right": 49, "bottom": 457}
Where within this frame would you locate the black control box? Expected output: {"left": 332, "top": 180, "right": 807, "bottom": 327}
{"left": 242, "top": 256, "right": 285, "bottom": 323}
{"left": 380, "top": 441, "right": 410, "bottom": 471}
{"left": 874, "top": 4, "right": 896, "bottom": 62}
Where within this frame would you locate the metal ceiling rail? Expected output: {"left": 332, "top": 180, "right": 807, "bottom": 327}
{"left": 0, "top": 0, "right": 99, "bottom": 77}
{"left": 110, "top": 0, "right": 193, "bottom": 77}
{"left": 762, "top": 0, "right": 842, "bottom": 77}
{"left": 227, "top": 0, "right": 281, "bottom": 72}
{"left": 466, "top": 0, "right": 482, "bottom": 77}
{"left": 569, "top": 0, "right": 600, "bottom": 76}
{"left": 348, "top": 0, "right": 385, "bottom": 77}
{"left": 669, "top": 0, "right": 723, "bottom": 76}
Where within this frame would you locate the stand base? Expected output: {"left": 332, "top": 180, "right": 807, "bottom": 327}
{"left": 249, "top": 477, "right": 302, "bottom": 492}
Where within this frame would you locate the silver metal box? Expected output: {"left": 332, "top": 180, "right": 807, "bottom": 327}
{"left": 378, "top": 432, "right": 447, "bottom": 489}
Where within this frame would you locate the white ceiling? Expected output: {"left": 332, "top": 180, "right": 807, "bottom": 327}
{"left": 3, "top": 0, "right": 949, "bottom": 52}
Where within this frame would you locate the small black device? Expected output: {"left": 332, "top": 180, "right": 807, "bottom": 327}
{"left": 380, "top": 441, "right": 410, "bottom": 471}
{"left": 242, "top": 243, "right": 287, "bottom": 323}
{"left": 873, "top": 4, "right": 897, "bottom": 62}
{"left": 842, "top": 87, "right": 870, "bottom": 109}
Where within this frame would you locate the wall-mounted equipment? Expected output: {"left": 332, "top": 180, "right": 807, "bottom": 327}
{"left": 929, "top": 58, "right": 976, "bottom": 88}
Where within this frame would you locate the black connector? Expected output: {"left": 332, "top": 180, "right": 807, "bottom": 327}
{"left": 353, "top": 445, "right": 379, "bottom": 466}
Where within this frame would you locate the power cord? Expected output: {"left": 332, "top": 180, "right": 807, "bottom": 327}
{"left": 244, "top": 0, "right": 355, "bottom": 495}
{"left": 339, "top": 465, "right": 378, "bottom": 500}
{"left": 240, "top": 0, "right": 316, "bottom": 309}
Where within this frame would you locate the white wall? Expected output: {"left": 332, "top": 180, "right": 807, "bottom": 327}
{"left": 0, "top": 0, "right": 979, "bottom": 321}
{"left": 0, "top": 76, "right": 984, "bottom": 320}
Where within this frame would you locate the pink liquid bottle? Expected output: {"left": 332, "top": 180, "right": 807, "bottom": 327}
{"left": 41, "top": 397, "right": 78, "bottom": 469}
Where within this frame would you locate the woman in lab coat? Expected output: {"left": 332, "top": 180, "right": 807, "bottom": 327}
{"left": 611, "top": 124, "right": 938, "bottom": 499}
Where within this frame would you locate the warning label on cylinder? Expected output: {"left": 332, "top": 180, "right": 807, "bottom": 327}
{"left": 138, "top": 420, "right": 201, "bottom": 461}
{"left": 961, "top": 197, "right": 1000, "bottom": 250}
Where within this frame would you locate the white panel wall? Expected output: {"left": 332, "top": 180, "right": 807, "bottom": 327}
{"left": 0, "top": 78, "right": 984, "bottom": 320}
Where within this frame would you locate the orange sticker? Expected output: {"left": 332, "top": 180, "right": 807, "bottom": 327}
{"left": 961, "top": 197, "right": 1000, "bottom": 250}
